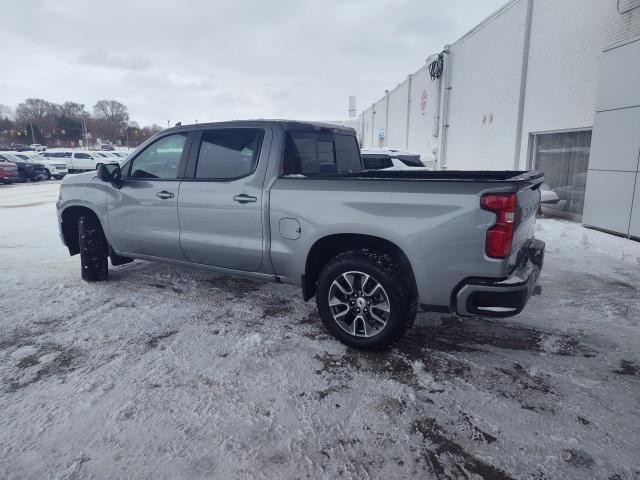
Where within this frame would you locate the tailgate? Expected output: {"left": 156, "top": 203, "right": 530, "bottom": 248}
{"left": 509, "top": 178, "right": 543, "bottom": 269}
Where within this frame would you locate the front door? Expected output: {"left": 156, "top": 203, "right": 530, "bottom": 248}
{"left": 107, "top": 132, "right": 191, "bottom": 259}
{"left": 178, "top": 127, "right": 268, "bottom": 271}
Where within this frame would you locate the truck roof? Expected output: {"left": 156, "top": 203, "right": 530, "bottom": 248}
{"left": 163, "top": 119, "right": 357, "bottom": 136}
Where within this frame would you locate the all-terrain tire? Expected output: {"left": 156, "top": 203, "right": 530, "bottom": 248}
{"left": 78, "top": 215, "right": 108, "bottom": 282}
{"left": 316, "top": 249, "right": 417, "bottom": 350}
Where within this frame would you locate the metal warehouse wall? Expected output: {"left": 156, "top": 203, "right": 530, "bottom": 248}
{"left": 361, "top": 106, "right": 374, "bottom": 148}
{"left": 358, "top": 0, "right": 640, "bottom": 170}
{"left": 371, "top": 97, "right": 387, "bottom": 149}
{"left": 360, "top": 63, "right": 441, "bottom": 162}
{"left": 407, "top": 65, "right": 440, "bottom": 164}
{"left": 445, "top": 0, "right": 528, "bottom": 170}
{"left": 386, "top": 79, "right": 410, "bottom": 150}
{"left": 518, "top": 0, "right": 640, "bottom": 168}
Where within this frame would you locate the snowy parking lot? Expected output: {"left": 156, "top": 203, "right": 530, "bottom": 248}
{"left": 1, "top": 182, "right": 639, "bottom": 480}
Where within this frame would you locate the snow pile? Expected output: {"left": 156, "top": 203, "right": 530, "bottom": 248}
{"left": 536, "top": 218, "right": 640, "bottom": 266}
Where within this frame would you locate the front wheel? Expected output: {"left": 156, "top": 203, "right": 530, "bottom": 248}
{"left": 78, "top": 215, "right": 108, "bottom": 282}
{"left": 316, "top": 249, "right": 417, "bottom": 350}
{"left": 43, "top": 170, "right": 51, "bottom": 180}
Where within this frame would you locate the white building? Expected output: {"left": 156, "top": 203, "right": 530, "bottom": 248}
{"left": 357, "top": 0, "right": 640, "bottom": 236}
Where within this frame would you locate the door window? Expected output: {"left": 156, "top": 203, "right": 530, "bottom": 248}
{"left": 74, "top": 153, "right": 93, "bottom": 159}
{"left": 129, "top": 133, "right": 188, "bottom": 179}
{"left": 195, "top": 129, "right": 263, "bottom": 179}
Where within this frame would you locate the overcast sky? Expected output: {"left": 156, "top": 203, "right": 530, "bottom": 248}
{"left": 1, "top": 0, "right": 506, "bottom": 127}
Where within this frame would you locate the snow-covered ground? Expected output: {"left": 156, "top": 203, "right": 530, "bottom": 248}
{"left": 1, "top": 182, "right": 639, "bottom": 480}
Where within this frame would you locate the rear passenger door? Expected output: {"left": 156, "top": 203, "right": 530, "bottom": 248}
{"left": 178, "top": 127, "right": 270, "bottom": 271}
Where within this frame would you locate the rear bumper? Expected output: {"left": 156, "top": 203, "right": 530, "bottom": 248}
{"left": 454, "top": 239, "right": 545, "bottom": 318}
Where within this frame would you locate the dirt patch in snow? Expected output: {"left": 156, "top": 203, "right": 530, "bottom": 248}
{"left": 145, "top": 330, "right": 178, "bottom": 349}
{"left": 5, "top": 343, "right": 83, "bottom": 392}
{"left": 206, "top": 275, "right": 261, "bottom": 298}
{"left": 411, "top": 416, "right": 514, "bottom": 479}
{"left": 612, "top": 359, "right": 638, "bottom": 376}
{"left": 315, "top": 350, "right": 421, "bottom": 388}
{"left": 261, "top": 295, "right": 294, "bottom": 318}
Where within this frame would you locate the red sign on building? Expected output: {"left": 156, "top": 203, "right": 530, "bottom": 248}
{"left": 420, "top": 89, "right": 428, "bottom": 113}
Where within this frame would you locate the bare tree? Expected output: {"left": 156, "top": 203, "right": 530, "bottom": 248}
{"left": 0, "top": 103, "right": 13, "bottom": 120}
{"left": 15, "top": 98, "right": 59, "bottom": 142}
{"left": 60, "top": 101, "right": 86, "bottom": 119}
{"left": 15, "top": 98, "right": 55, "bottom": 124}
{"left": 93, "top": 100, "right": 129, "bottom": 142}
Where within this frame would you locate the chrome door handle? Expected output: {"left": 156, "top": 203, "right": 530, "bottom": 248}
{"left": 156, "top": 190, "right": 175, "bottom": 199}
{"left": 233, "top": 194, "right": 257, "bottom": 204}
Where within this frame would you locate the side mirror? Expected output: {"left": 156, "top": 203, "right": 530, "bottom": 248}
{"left": 96, "top": 163, "right": 122, "bottom": 187}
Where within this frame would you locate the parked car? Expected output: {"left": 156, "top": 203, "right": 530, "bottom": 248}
{"left": 540, "top": 188, "right": 560, "bottom": 205}
{"left": 12, "top": 152, "right": 68, "bottom": 179}
{"left": 0, "top": 156, "right": 19, "bottom": 183}
{"left": 59, "top": 151, "right": 106, "bottom": 172}
{"left": 57, "top": 120, "right": 545, "bottom": 349}
{"left": 0, "top": 143, "right": 9, "bottom": 151}
{"left": 29, "top": 144, "right": 46, "bottom": 152}
{"left": 100, "top": 144, "right": 115, "bottom": 151}
{"left": 0, "top": 153, "right": 47, "bottom": 181}
{"left": 10, "top": 143, "right": 34, "bottom": 152}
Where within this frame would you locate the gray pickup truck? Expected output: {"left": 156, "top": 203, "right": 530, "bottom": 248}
{"left": 56, "top": 120, "right": 545, "bottom": 349}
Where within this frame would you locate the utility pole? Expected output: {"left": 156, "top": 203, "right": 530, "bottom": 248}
{"left": 29, "top": 120, "right": 35, "bottom": 144}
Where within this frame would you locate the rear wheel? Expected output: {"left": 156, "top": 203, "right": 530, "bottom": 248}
{"left": 78, "top": 215, "right": 108, "bottom": 282}
{"left": 316, "top": 249, "right": 416, "bottom": 349}
{"left": 43, "top": 170, "right": 51, "bottom": 180}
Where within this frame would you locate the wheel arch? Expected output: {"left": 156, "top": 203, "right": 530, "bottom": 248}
{"left": 60, "top": 205, "right": 104, "bottom": 256}
{"left": 302, "top": 233, "right": 417, "bottom": 301}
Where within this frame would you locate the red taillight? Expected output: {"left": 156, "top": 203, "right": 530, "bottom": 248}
{"left": 481, "top": 193, "right": 517, "bottom": 258}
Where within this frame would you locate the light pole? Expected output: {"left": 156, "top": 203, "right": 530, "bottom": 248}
{"left": 79, "top": 104, "right": 89, "bottom": 149}
{"left": 29, "top": 120, "right": 35, "bottom": 144}
{"left": 82, "top": 116, "right": 89, "bottom": 149}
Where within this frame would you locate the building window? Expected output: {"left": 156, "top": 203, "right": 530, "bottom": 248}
{"left": 530, "top": 130, "right": 592, "bottom": 220}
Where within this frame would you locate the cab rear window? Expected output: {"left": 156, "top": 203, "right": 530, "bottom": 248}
{"left": 283, "top": 132, "right": 362, "bottom": 175}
